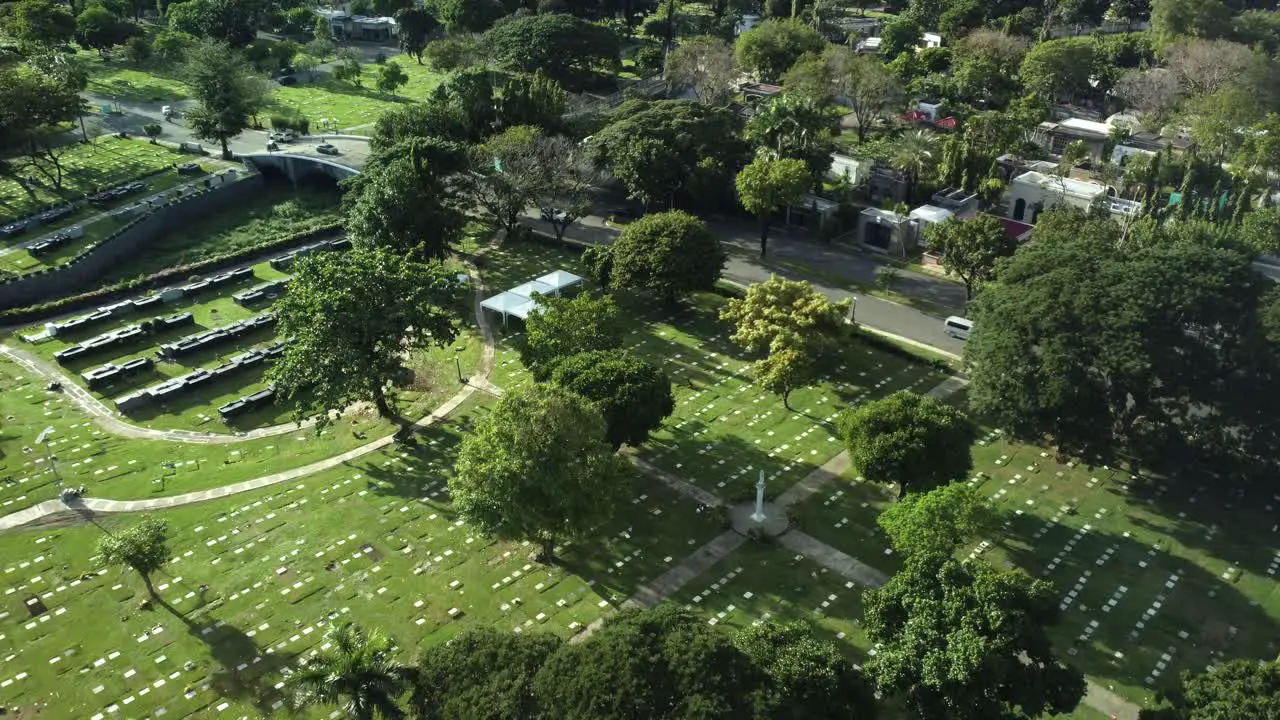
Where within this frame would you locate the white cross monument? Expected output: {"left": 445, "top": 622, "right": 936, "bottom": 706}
{"left": 750, "top": 469, "right": 767, "bottom": 523}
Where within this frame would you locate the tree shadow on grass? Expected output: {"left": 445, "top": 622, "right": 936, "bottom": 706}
{"left": 995, "top": 513, "right": 1278, "bottom": 703}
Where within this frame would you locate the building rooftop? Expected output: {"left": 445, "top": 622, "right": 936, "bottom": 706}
{"left": 908, "top": 205, "right": 953, "bottom": 224}
{"left": 1013, "top": 171, "right": 1108, "bottom": 201}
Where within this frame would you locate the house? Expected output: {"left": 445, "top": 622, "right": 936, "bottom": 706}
{"left": 1004, "top": 170, "right": 1141, "bottom": 224}
{"left": 1032, "top": 118, "right": 1114, "bottom": 162}
{"left": 316, "top": 9, "right": 396, "bottom": 41}
{"left": 740, "top": 82, "right": 783, "bottom": 102}
{"left": 908, "top": 204, "right": 954, "bottom": 247}
{"left": 857, "top": 208, "right": 910, "bottom": 255}
{"left": 855, "top": 36, "right": 882, "bottom": 54}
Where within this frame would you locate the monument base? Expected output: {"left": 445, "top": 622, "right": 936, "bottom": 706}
{"left": 729, "top": 501, "right": 789, "bottom": 537}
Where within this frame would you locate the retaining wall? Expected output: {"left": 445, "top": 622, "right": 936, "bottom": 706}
{"left": 0, "top": 173, "right": 265, "bottom": 310}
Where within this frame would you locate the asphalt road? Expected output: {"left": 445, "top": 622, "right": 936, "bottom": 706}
{"left": 520, "top": 210, "right": 969, "bottom": 358}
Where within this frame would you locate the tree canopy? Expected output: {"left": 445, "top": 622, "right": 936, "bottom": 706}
{"left": 5, "top": 0, "right": 76, "bottom": 50}
{"left": 721, "top": 276, "right": 850, "bottom": 408}
{"left": 267, "top": 247, "right": 459, "bottom": 427}
{"left": 183, "top": 40, "right": 267, "bottom": 158}
{"left": 965, "top": 208, "right": 1280, "bottom": 480}
{"left": 520, "top": 292, "right": 624, "bottom": 380}
{"left": 923, "top": 215, "right": 1018, "bottom": 299}
{"left": 344, "top": 137, "right": 469, "bottom": 260}
{"left": 837, "top": 390, "right": 977, "bottom": 498}
{"left": 734, "top": 19, "right": 824, "bottom": 82}
{"left": 483, "top": 13, "right": 619, "bottom": 91}
{"left": 877, "top": 482, "right": 997, "bottom": 556}
{"left": 167, "top": 0, "right": 262, "bottom": 46}
{"left": 603, "top": 210, "right": 726, "bottom": 301}
{"left": 665, "top": 36, "right": 738, "bottom": 106}
{"left": 734, "top": 621, "right": 878, "bottom": 719}
{"left": 863, "top": 553, "right": 1086, "bottom": 720}
{"left": 533, "top": 605, "right": 760, "bottom": 719}
{"left": 451, "top": 384, "right": 631, "bottom": 561}
{"left": 735, "top": 154, "right": 812, "bottom": 258}
{"left": 97, "top": 517, "right": 170, "bottom": 596}
{"left": 412, "top": 628, "right": 561, "bottom": 720}
{"left": 550, "top": 349, "right": 675, "bottom": 449}
{"left": 1139, "top": 659, "right": 1280, "bottom": 720}
{"left": 588, "top": 100, "right": 746, "bottom": 208}
{"left": 286, "top": 623, "right": 413, "bottom": 720}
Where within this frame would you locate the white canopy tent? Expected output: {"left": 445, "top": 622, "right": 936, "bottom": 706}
{"left": 509, "top": 279, "right": 556, "bottom": 298}
{"left": 536, "top": 270, "right": 584, "bottom": 295}
{"left": 480, "top": 292, "right": 538, "bottom": 325}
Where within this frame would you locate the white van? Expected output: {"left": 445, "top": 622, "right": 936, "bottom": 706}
{"left": 944, "top": 316, "right": 973, "bottom": 341}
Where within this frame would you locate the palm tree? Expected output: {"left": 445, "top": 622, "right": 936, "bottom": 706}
{"left": 285, "top": 623, "right": 413, "bottom": 720}
{"left": 889, "top": 129, "right": 940, "bottom": 203}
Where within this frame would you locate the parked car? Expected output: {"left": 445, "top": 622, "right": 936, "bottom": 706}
{"left": 176, "top": 162, "right": 202, "bottom": 176}
{"left": 606, "top": 207, "right": 639, "bottom": 224}
{"left": 316, "top": 143, "right": 339, "bottom": 155}
{"left": 540, "top": 207, "right": 568, "bottom": 223}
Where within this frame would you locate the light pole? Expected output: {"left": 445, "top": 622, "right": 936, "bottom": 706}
{"left": 35, "top": 426, "right": 61, "bottom": 492}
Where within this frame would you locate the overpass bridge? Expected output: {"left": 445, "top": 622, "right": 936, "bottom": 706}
{"left": 238, "top": 135, "right": 371, "bottom": 184}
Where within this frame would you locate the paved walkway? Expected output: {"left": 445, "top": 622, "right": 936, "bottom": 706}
{"left": 623, "top": 531, "right": 747, "bottom": 609}
{"left": 776, "top": 530, "right": 889, "bottom": 587}
{"left": 631, "top": 457, "right": 726, "bottom": 509}
{"left": 0, "top": 242, "right": 500, "bottom": 531}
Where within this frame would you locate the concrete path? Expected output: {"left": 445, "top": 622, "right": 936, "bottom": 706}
{"left": 776, "top": 530, "right": 889, "bottom": 588}
{"left": 0, "top": 243, "right": 500, "bottom": 531}
{"left": 774, "top": 451, "right": 851, "bottom": 509}
{"left": 623, "top": 531, "right": 747, "bottom": 610}
{"left": 631, "top": 457, "right": 726, "bottom": 509}
{"left": 925, "top": 375, "right": 969, "bottom": 398}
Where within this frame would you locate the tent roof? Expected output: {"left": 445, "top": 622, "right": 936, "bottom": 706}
{"left": 509, "top": 280, "right": 557, "bottom": 298}
{"left": 481, "top": 292, "right": 528, "bottom": 314}
{"left": 536, "top": 270, "right": 583, "bottom": 291}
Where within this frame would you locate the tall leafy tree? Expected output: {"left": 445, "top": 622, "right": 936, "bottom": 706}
{"left": 744, "top": 93, "right": 836, "bottom": 180}
{"left": 428, "top": 0, "right": 501, "bottom": 33}
{"left": 735, "top": 154, "right": 811, "bottom": 258}
{"left": 451, "top": 384, "right": 631, "bottom": 562}
{"left": 5, "top": 0, "right": 76, "bottom": 50}
{"left": 588, "top": 100, "right": 746, "bottom": 208}
{"left": 734, "top": 18, "right": 824, "bottom": 82}
{"left": 877, "top": 483, "right": 996, "bottom": 556}
{"left": 286, "top": 623, "right": 413, "bottom": 720}
{"left": 966, "top": 208, "right": 1280, "bottom": 479}
{"left": 166, "top": 0, "right": 261, "bottom": 45}
{"left": 267, "top": 248, "right": 460, "bottom": 427}
{"left": 394, "top": 7, "right": 437, "bottom": 64}
{"left": 533, "top": 134, "right": 601, "bottom": 241}
{"left": 97, "top": 518, "right": 170, "bottom": 597}
{"left": 184, "top": 40, "right": 267, "bottom": 158}
{"left": 75, "top": 5, "right": 134, "bottom": 56}
{"left": 878, "top": 16, "right": 921, "bottom": 60}
{"left": 411, "top": 629, "right": 561, "bottom": 720}
{"left": 376, "top": 61, "right": 409, "bottom": 96}
{"left": 520, "top": 292, "right": 623, "bottom": 379}
{"left": 0, "top": 61, "right": 88, "bottom": 197}
{"left": 1019, "top": 37, "right": 1097, "bottom": 102}
{"left": 923, "top": 215, "right": 1018, "bottom": 300}
{"left": 344, "top": 137, "right": 468, "bottom": 260}
{"left": 1139, "top": 659, "right": 1280, "bottom": 720}
{"left": 1149, "top": 0, "right": 1231, "bottom": 46}
{"left": 863, "top": 553, "right": 1086, "bottom": 720}
{"left": 534, "top": 605, "right": 761, "bottom": 719}
{"left": 824, "top": 46, "right": 903, "bottom": 143}
{"left": 497, "top": 73, "right": 567, "bottom": 132}
{"left": 838, "top": 390, "right": 976, "bottom": 499}
{"left": 720, "top": 275, "right": 850, "bottom": 409}
{"left": 483, "top": 13, "right": 619, "bottom": 91}
{"left": 664, "top": 35, "right": 738, "bottom": 106}
{"left": 604, "top": 210, "right": 726, "bottom": 302}
{"left": 734, "top": 621, "right": 879, "bottom": 719}
{"left": 463, "top": 125, "right": 545, "bottom": 233}
{"left": 550, "top": 349, "right": 675, "bottom": 449}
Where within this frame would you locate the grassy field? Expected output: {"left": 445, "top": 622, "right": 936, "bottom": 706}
{"left": 789, "top": 426, "right": 1280, "bottom": 707}
{"left": 86, "top": 183, "right": 342, "bottom": 288}
{"left": 0, "top": 396, "right": 732, "bottom": 718}
{"left": 0, "top": 138, "right": 192, "bottom": 227}
{"left": 269, "top": 60, "right": 444, "bottom": 132}
{"left": 483, "top": 238, "right": 947, "bottom": 502}
{"left": 0, "top": 159, "right": 238, "bottom": 276}
{"left": 86, "top": 57, "right": 192, "bottom": 103}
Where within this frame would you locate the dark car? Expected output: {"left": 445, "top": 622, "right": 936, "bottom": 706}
{"left": 316, "top": 143, "right": 339, "bottom": 156}
{"left": 606, "top": 207, "right": 639, "bottom": 224}
{"left": 0, "top": 221, "right": 28, "bottom": 239}
{"left": 176, "top": 162, "right": 202, "bottom": 176}
{"left": 540, "top": 206, "right": 568, "bottom": 223}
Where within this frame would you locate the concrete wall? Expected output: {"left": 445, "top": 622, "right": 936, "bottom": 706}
{"left": 0, "top": 174, "right": 265, "bottom": 310}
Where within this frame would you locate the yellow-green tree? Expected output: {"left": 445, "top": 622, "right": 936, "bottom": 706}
{"left": 735, "top": 154, "right": 811, "bottom": 258}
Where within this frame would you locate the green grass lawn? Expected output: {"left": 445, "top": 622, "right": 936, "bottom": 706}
{"left": 85, "top": 183, "right": 342, "bottom": 289}
{"left": 0, "top": 159, "right": 237, "bottom": 276}
{"left": 483, "top": 237, "right": 947, "bottom": 502}
{"left": 266, "top": 59, "right": 444, "bottom": 132}
{"left": 85, "top": 56, "right": 192, "bottom": 102}
{"left": 0, "top": 138, "right": 191, "bottom": 227}
{"left": 789, "top": 423, "right": 1280, "bottom": 707}
{"left": 0, "top": 396, "right": 730, "bottom": 718}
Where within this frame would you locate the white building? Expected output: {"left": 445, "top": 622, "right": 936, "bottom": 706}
{"left": 921, "top": 32, "right": 943, "bottom": 48}
{"left": 1005, "top": 171, "right": 1140, "bottom": 224}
